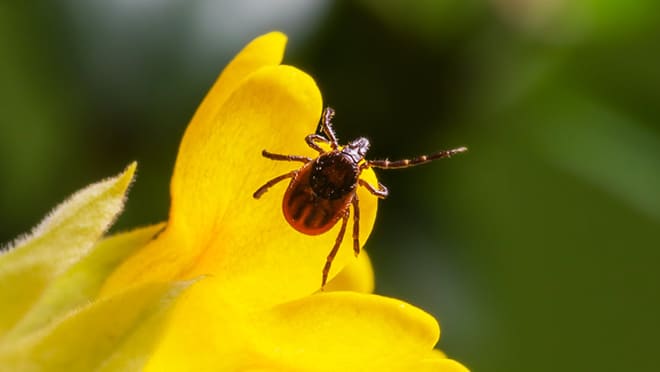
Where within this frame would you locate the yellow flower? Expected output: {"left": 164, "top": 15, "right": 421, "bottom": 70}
{"left": 0, "top": 32, "right": 468, "bottom": 371}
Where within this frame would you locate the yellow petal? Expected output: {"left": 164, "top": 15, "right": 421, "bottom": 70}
{"left": 412, "top": 355, "right": 470, "bottom": 372}
{"left": 171, "top": 30, "right": 288, "bottom": 241}
{"left": 324, "top": 249, "right": 375, "bottom": 293}
{"left": 177, "top": 31, "right": 287, "bottom": 145}
{"left": 104, "top": 63, "right": 380, "bottom": 309}
{"left": 0, "top": 163, "right": 136, "bottom": 336}
{"left": 407, "top": 349, "right": 470, "bottom": 372}
{"left": 146, "top": 288, "right": 440, "bottom": 371}
{"left": 0, "top": 280, "right": 194, "bottom": 372}
{"left": 143, "top": 278, "right": 250, "bottom": 372}
{"left": 4, "top": 224, "right": 164, "bottom": 341}
{"left": 432, "top": 348, "right": 447, "bottom": 358}
{"left": 250, "top": 291, "right": 440, "bottom": 371}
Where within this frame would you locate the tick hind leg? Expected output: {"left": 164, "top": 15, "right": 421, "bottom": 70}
{"left": 352, "top": 193, "right": 360, "bottom": 257}
{"left": 358, "top": 179, "right": 389, "bottom": 199}
{"left": 322, "top": 209, "right": 350, "bottom": 288}
{"left": 253, "top": 170, "right": 297, "bottom": 199}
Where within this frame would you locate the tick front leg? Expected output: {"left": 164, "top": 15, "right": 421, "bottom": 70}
{"left": 367, "top": 147, "right": 468, "bottom": 169}
{"left": 262, "top": 150, "right": 311, "bottom": 163}
{"left": 253, "top": 170, "right": 297, "bottom": 199}
{"left": 306, "top": 107, "right": 340, "bottom": 152}
{"left": 358, "top": 179, "right": 389, "bottom": 199}
{"left": 305, "top": 134, "right": 332, "bottom": 153}
{"left": 322, "top": 209, "right": 350, "bottom": 289}
{"left": 319, "top": 107, "right": 339, "bottom": 149}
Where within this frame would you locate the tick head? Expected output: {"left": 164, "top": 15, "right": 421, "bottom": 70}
{"left": 343, "top": 137, "right": 370, "bottom": 163}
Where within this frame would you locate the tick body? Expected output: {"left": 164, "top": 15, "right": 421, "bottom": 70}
{"left": 253, "top": 107, "right": 467, "bottom": 288}
{"left": 283, "top": 151, "right": 359, "bottom": 235}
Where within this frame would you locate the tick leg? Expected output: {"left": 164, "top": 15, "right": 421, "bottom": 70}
{"left": 262, "top": 150, "right": 311, "bottom": 163}
{"left": 307, "top": 107, "right": 340, "bottom": 152}
{"left": 352, "top": 193, "right": 360, "bottom": 257}
{"left": 253, "top": 170, "right": 297, "bottom": 199}
{"left": 358, "top": 179, "right": 389, "bottom": 199}
{"left": 322, "top": 209, "right": 349, "bottom": 288}
{"left": 319, "top": 107, "right": 339, "bottom": 149}
{"left": 367, "top": 146, "right": 468, "bottom": 169}
{"left": 305, "top": 134, "right": 332, "bottom": 153}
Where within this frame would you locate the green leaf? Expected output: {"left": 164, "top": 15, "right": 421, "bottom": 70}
{"left": 4, "top": 224, "right": 165, "bottom": 341}
{"left": 0, "top": 280, "right": 195, "bottom": 372}
{"left": 0, "top": 163, "right": 137, "bottom": 336}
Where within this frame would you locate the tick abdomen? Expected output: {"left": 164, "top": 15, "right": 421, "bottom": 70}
{"left": 283, "top": 155, "right": 356, "bottom": 235}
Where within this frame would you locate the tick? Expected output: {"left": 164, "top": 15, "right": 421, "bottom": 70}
{"left": 253, "top": 107, "right": 467, "bottom": 288}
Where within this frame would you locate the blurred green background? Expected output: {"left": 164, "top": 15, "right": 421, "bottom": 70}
{"left": 2, "top": 1, "right": 659, "bottom": 370}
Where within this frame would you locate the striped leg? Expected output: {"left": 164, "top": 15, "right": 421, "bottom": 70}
{"left": 367, "top": 146, "right": 467, "bottom": 169}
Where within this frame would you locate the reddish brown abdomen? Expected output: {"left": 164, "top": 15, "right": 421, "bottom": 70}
{"left": 282, "top": 160, "right": 354, "bottom": 235}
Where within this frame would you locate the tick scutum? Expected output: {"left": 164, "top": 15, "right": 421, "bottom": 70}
{"left": 310, "top": 152, "right": 359, "bottom": 200}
